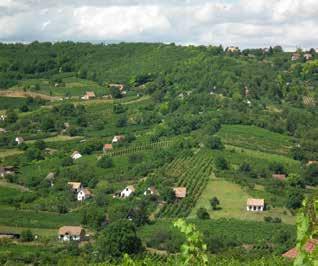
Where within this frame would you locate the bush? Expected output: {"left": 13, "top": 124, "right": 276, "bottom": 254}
{"left": 214, "top": 156, "right": 229, "bottom": 170}
{"left": 210, "top": 197, "right": 220, "bottom": 210}
{"left": 196, "top": 208, "right": 210, "bottom": 219}
{"left": 206, "top": 136, "right": 224, "bottom": 150}
{"left": 97, "top": 156, "right": 113, "bottom": 169}
{"left": 20, "top": 230, "right": 34, "bottom": 242}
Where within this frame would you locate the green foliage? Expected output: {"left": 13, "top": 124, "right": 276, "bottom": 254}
{"left": 97, "top": 156, "right": 113, "bottom": 169}
{"left": 196, "top": 208, "right": 210, "bottom": 220}
{"left": 20, "top": 229, "right": 34, "bottom": 242}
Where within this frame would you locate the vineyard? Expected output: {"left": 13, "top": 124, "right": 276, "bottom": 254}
{"left": 105, "top": 140, "right": 177, "bottom": 157}
{"left": 157, "top": 149, "right": 214, "bottom": 218}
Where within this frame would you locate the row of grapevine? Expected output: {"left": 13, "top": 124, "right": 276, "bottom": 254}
{"left": 106, "top": 140, "right": 176, "bottom": 157}
{"left": 157, "top": 149, "right": 214, "bottom": 218}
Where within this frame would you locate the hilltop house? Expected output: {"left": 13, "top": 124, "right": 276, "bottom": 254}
{"left": 58, "top": 226, "right": 85, "bottom": 241}
{"left": 121, "top": 185, "right": 135, "bottom": 198}
{"left": 103, "top": 144, "right": 113, "bottom": 153}
{"left": 15, "top": 137, "right": 24, "bottom": 145}
{"left": 68, "top": 182, "right": 83, "bottom": 193}
{"left": 283, "top": 239, "right": 318, "bottom": 259}
{"left": 272, "top": 174, "right": 286, "bottom": 181}
{"left": 81, "top": 91, "right": 96, "bottom": 100}
{"left": 227, "top": 46, "right": 239, "bottom": 53}
{"left": 246, "top": 198, "right": 264, "bottom": 212}
{"left": 144, "top": 186, "right": 158, "bottom": 196}
{"left": 77, "top": 188, "right": 92, "bottom": 201}
{"left": 291, "top": 53, "right": 300, "bottom": 61}
{"left": 112, "top": 135, "right": 125, "bottom": 144}
{"left": 173, "top": 187, "right": 187, "bottom": 199}
{"left": 71, "top": 151, "right": 82, "bottom": 160}
{"left": 304, "top": 53, "right": 313, "bottom": 61}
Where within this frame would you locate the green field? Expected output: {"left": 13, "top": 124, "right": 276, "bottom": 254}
{"left": 217, "top": 125, "right": 293, "bottom": 155}
{"left": 190, "top": 179, "right": 295, "bottom": 224}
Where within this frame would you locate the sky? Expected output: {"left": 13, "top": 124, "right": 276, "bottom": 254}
{"left": 0, "top": 0, "right": 317, "bottom": 49}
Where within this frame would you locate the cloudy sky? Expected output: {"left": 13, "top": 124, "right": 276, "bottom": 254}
{"left": 0, "top": 0, "right": 317, "bottom": 49}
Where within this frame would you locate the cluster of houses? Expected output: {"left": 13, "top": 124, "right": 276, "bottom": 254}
{"left": 103, "top": 135, "right": 125, "bottom": 153}
{"left": 68, "top": 182, "right": 92, "bottom": 201}
{"left": 291, "top": 52, "right": 313, "bottom": 61}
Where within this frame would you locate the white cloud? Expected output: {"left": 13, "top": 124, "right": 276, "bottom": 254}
{"left": 0, "top": 0, "right": 317, "bottom": 49}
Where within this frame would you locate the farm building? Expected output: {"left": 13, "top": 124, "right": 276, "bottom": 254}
{"left": 282, "top": 239, "right": 318, "bottom": 259}
{"left": 272, "top": 174, "right": 286, "bottom": 181}
{"left": 103, "top": 144, "right": 113, "bottom": 153}
{"left": 0, "top": 128, "right": 6, "bottom": 133}
{"left": 144, "top": 187, "right": 158, "bottom": 196}
{"left": 68, "top": 182, "right": 83, "bottom": 193}
{"left": 71, "top": 151, "right": 82, "bottom": 160}
{"left": 227, "top": 46, "right": 239, "bottom": 53}
{"left": 121, "top": 185, "right": 135, "bottom": 198}
{"left": 112, "top": 135, "right": 125, "bottom": 144}
{"left": 58, "top": 226, "right": 85, "bottom": 241}
{"left": 246, "top": 198, "right": 264, "bottom": 212}
{"left": 81, "top": 91, "right": 96, "bottom": 100}
{"left": 174, "top": 187, "right": 187, "bottom": 198}
{"left": 15, "top": 137, "right": 24, "bottom": 145}
{"left": 77, "top": 188, "right": 92, "bottom": 201}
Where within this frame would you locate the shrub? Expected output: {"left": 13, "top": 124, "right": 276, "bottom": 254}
{"left": 20, "top": 230, "right": 34, "bottom": 242}
{"left": 196, "top": 208, "right": 210, "bottom": 219}
{"left": 97, "top": 156, "right": 113, "bottom": 169}
{"left": 206, "top": 136, "right": 224, "bottom": 150}
{"left": 214, "top": 156, "right": 229, "bottom": 170}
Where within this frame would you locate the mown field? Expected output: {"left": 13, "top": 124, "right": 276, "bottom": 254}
{"left": 190, "top": 179, "right": 295, "bottom": 224}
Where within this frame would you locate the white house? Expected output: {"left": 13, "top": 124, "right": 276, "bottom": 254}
{"left": 121, "top": 185, "right": 135, "bottom": 198}
{"left": 112, "top": 135, "right": 125, "bottom": 144}
{"left": 58, "top": 226, "right": 85, "bottom": 241}
{"left": 246, "top": 198, "right": 265, "bottom": 212}
{"left": 0, "top": 115, "right": 6, "bottom": 121}
{"left": 15, "top": 137, "right": 24, "bottom": 145}
{"left": 77, "top": 188, "right": 92, "bottom": 201}
{"left": 71, "top": 151, "right": 82, "bottom": 160}
{"left": 81, "top": 91, "right": 96, "bottom": 100}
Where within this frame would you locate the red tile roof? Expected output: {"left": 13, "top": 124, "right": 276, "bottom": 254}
{"left": 282, "top": 239, "right": 318, "bottom": 259}
{"left": 272, "top": 174, "right": 286, "bottom": 181}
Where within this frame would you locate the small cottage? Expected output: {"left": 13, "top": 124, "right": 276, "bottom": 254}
{"left": 81, "top": 91, "right": 96, "bottom": 100}
{"left": 0, "top": 115, "right": 6, "bottom": 121}
{"left": 112, "top": 135, "right": 125, "bottom": 144}
{"left": 227, "top": 46, "right": 239, "bottom": 53}
{"left": 71, "top": 151, "right": 82, "bottom": 160}
{"left": 246, "top": 198, "right": 264, "bottom": 212}
{"left": 15, "top": 137, "right": 24, "bottom": 145}
{"left": 307, "top": 160, "right": 317, "bottom": 166}
{"left": 77, "top": 188, "right": 92, "bottom": 201}
{"left": 58, "top": 226, "right": 85, "bottom": 241}
{"left": 103, "top": 144, "right": 113, "bottom": 153}
{"left": 144, "top": 186, "right": 158, "bottom": 196}
{"left": 68, "top": 182, "right": 83, "bottom": 193}
{"left": 173, "top": 187, "right": 187, "bottom": 199}
{"left": 0, "top": 128, "right": 6, "bottom": 133}
{"left": 282, "top": 239, "right": 318, "bottom": 259}
{"left": 121, "top": 185, "right": 135, "bottom": 198}
{"left": 272, "top": 174, "right": 286, "bottom": 181}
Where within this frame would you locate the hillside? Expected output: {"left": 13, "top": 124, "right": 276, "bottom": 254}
{"left": 0, "top": 42, "right": 318, "bottom": 265}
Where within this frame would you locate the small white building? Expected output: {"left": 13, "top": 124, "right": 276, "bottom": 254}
{"left": 81, "top": 91, "right": 96, "bottom": 100}
{"left": 15, "top": 137, "right": 24, "bottom": 145}
{"left": 121, "top": 185, "right": 135, "bottom": 198}
{"left": 0, "top": 115, "right": 6, "bottom": 121}
{"left": 112, "top": 135, "right": 125, "bottom": 144}
{"left": 77, "top": 188, "right": 92, "bottom": 201}
{"left": 58, "top": 226, "right": 85, "bottom": 241}
{"left": 71, "top": 151, "right": 82, "bottom": 160}
{"left": 246, "top": 198, "right": 265, "bottom": 212}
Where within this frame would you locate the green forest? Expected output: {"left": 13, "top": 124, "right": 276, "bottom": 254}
{"left": 0, "top": 42, "right": 318, "bottom": 265}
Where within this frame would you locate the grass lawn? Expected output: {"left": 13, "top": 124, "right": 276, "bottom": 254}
{"left": 189, "top": 179, "right": 295, "bottom": 224}
{"left": 217, "top": 124, "right": 294, "bottom": 155}
{"left": 0, "top": 148, "right": 24, "bottom": 158}
{"left": 0, "top": 225, "right": 56, "bottom": 237}
{"left": 25, "top": 135, "right": 83, "bottom": 144}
